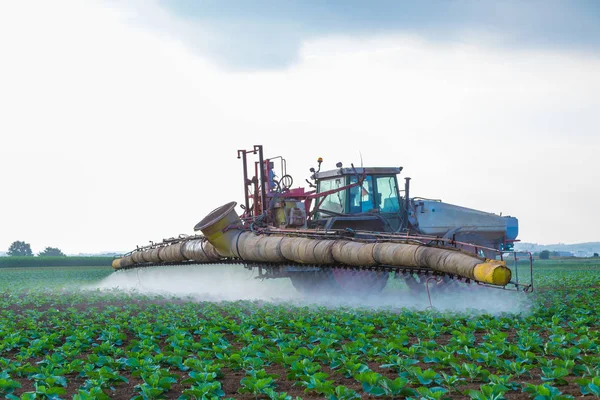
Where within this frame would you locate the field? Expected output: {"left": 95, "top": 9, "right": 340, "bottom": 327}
{"left": 0, "top": 257, "right": 113, "bottom": 268}
{"left": 1, "top": 260, "right": 600, "bottom": 399}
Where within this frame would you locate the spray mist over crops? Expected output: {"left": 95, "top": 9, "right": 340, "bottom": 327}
{"left": 92, "top": 264, "right": 299, "bottom": 302}
{"left": 91, "top": 265, "right": 530, "bottom": 315}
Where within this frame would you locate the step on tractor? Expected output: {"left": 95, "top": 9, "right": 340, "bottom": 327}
{"left": 113, "top": 145, "right": 533, "bottom": 296}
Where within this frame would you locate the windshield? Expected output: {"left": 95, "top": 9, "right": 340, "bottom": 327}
{"left": 317, "top": 178, "right": 347, "bottom": 215}
{"left": 350, "top": 175, "right": 399, "bottom": 213}
{"left": 317, "top": 175, "right": 400, "bottom": 217}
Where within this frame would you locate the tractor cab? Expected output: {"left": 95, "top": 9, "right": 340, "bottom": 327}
{"left": 235, "top": 146, "right": 410, "bottom": 233}
{"left": 311, "top": 167, "right": 406, "bottom": 232}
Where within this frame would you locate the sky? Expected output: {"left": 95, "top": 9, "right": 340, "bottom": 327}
{"left": 0, "top": 1, "right": 599, "bottom": 254}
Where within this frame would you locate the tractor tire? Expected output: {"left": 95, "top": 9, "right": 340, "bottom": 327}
{"left": 289, "top": 270, "right": 338, "bottom": 295}
{"left": 402, "top": 273, "right": 463, "bottom": 295}
{"left": 289, "top": 268, "right": 389, "bottom": 296}
{"left": 331, "top": 268, "right": 389, "bottom": 295}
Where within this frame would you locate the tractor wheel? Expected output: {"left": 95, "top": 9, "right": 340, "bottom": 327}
{"left": 289, "top": 268, "right": 389, "bottom": 296}
{"left": 331, "top": 268, "right": 389, "bottom": 295}
{"left": 402, "top": 273, "right": 459, "bottom": 295}
{"left": 289, "top": 270, "right": 338, "bottom": 295}
{"left": 428, "top": 276, "right": 460, "bottom": 294}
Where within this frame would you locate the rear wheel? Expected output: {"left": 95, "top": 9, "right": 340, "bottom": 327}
{"left": 331, "top": 268, "right": 388, "bottom": 294}
{"left": 401, "top": 272, "right": 465, "bottom": 295}
{"left": 289, "top": 268, "right": 389, "bottom": 296}
{"left": 429, "top": 276, "right": 460, "bottom": 294}
{"left": 289, "top": 270, "right": 337, "bottom": 295}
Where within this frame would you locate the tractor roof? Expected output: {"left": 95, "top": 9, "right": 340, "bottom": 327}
{"left": 315, "top": 167, "right": 402, "bottom": 180}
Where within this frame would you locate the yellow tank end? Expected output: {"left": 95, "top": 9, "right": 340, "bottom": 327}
{"left": 473, "top": 260, "right": 511, "bottom": 286}
{"left": 112, "top": 258, "right": 122, "bottom": 270}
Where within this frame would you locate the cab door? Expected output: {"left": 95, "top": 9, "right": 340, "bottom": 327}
{"left": 373, "top": 175, "right": 402, "bottom": 231}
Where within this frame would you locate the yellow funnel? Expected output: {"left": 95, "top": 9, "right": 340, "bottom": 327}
{"left": 194, "top": 201, "right": 242, "bottom": 257}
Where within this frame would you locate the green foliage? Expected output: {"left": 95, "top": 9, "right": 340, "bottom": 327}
{"left": 238, "top": 369, "right": 279, "bottom": 397}
{"left": 0, "top": 260, "right": 599, "bottom": 398}
{"left": 0, "top": 371, "right": 21, "bottom": 395}
{"left": 468, "top": 383, "right": 509, "bottom": 400}
{"left": 7, "top": 240, "right": 33, "bottom": 256}
{"left": 133, "top": 369, "right": 177, "bottom": 400}
{"left": 73, "top": 387, "right": 110, "bottom": 400}
{"left": 416, "top": 386, "right": 448, "bottom": 399}
{"left": 523, "top": 383, "right": 573, "bottom": 399}
{"left": 37, "top": 247, "right": 66, "bottom": 257}
{"left": 539, "top": 250, "right": 551, "bottom": 259}
{"left": 328, "top": 385, "right": 362, "bottom": 400}
{"left": 541, "top": 367, "right": 570, "bottom": 386}
{"left": 575, "top": 376, "right": 600, "bottom": 396}
{"left": 0, "top": 256, "right": 113, "bottom": 268}
{"left": 380, "top": 377, "right": 416, "bottom": 398}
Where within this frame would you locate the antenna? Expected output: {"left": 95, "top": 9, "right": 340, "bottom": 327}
{"left": 359, "top": 151, "right": 363, "bottom": 168}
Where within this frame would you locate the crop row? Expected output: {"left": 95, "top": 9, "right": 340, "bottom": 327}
{"left": 0, "top": 257, "right": 113, "bottom": 269}
{"left": 1, "top": 260, "right": 600, "bottom": 399}
{"left": 2, "top": 292, "right": 600, "bottom": 397}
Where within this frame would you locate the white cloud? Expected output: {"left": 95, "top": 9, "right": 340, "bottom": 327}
{"left": 0, "top": 1, "right": 598, "bottom": 253}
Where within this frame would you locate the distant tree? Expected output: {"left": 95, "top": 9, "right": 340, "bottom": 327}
{"left": 37, "top": 247, "right": 65, "bottom": 257}
{"left": 7, "top": 241, "right": 33, "bottom": 256}
{"left": 539, "top": 250, "right": 550, "bottom": 260}
{"left": 594, "top": 253, "right": 599, "bottom": 258}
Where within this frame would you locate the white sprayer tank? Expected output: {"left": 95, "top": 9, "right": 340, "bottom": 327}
{"left": 412, "top": 200, "right": 517, "bottom": 244}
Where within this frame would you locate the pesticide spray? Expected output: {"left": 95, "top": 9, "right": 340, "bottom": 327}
{"left": 90, "top": 264, "right": 531, "bottom": 315}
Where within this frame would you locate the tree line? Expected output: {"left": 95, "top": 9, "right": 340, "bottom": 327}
{"left": 536, "top": 249, "right": 599, "bottom": 259}
{"left": 6, "top": 240, "right": 65, "bottom": 257}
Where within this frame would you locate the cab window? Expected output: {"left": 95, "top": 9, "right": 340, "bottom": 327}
{"left": 375, "top": 176, "right": 400, "bottom": 212}
{"left": 317, "top": 178, "right": 346, "bottom": 215}
{"left": 349, "top": 176, "right": 374, "bottom": 213}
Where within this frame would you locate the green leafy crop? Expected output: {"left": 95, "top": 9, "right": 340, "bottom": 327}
{"left": 1, "top": 259, "right": 599, "bottom": 398}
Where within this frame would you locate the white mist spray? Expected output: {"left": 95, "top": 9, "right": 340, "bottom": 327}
{"left": 91, "top": 264, "right": 301, "bottom": 302}
{"left": 89, "top": 265, "right": 530, "bottom": 315}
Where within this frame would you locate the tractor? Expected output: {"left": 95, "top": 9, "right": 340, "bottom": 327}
{"left": 113, "top": 145, "right": 532, "bottom": 295}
